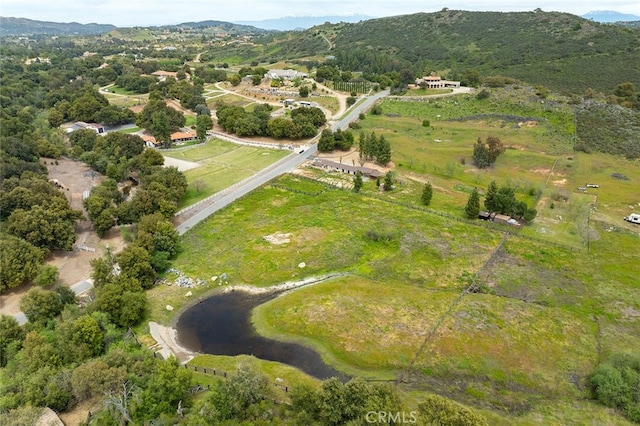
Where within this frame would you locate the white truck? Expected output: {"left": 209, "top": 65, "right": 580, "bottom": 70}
{"left": 624, "top": 213, "right": 640, "bottom": 224}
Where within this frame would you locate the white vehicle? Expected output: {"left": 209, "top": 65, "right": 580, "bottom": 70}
{"left": 624, "top": 213, "right": 640, "bottom": 224}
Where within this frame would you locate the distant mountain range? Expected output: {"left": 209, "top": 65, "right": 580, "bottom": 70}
{"left": 0, "top": 17, "right": 115, "bottom": 36}
{"left": 0, "top": 14, "right": 373, "bottom": 36}
{"left": 581, "top": 10, "right": 640, "bottom": 22}
{"left": 2, "top": 11, "right": 638, "bottom": 37}
{"left": 234, "top": 14, "right": 374, "bottom": 31}
{"left": 169, "top": 20, "right": 273, "bottom": 34}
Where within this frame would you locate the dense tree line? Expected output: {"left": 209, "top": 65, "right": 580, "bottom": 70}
{"left": 317, "top": 128, "right": 355, "bottom": 152}
{"left": 217, "top": 103, "right": 326, "bottom": 139}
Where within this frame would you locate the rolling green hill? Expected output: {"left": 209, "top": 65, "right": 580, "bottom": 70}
{"left": 257, "top": 10, "right": 640, "bottom": 94}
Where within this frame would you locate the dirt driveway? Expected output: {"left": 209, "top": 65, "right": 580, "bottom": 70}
{"left": 0, "top": 158, "right": 125, "bottom": 317}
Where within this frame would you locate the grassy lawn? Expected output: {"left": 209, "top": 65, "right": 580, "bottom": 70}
{"left": 174, "top": 174, "right": 502, "bottom": 287}
{"left": 207, "top": 93, "right": 254, "bottom": 109}
{"left": 116, "top": 126, "right": 141, "bottom": 134}
{"left": 103, "top": 93, "right": 148, "bottom": 107}
{"left": 309, "top": 95, "right": 340, "bottom": 115}
{"left": 106, "top": 85, "right": 142, "bottom": 96}
{"left": 405, "top": 88, "right": 453, "bottom": 96}
{"left": 253, "top": 276, "right": 461, "bottom": 378}
{"left": 166, "top": 171, "right": 638, "bottom": 419}
{"left": 163, "top": 139, "right": 289, "bottom": 208}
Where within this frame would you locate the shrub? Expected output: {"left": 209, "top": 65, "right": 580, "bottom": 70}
{"left": 588, "top": 353, "right": 640, "bottom": 422}
{"left": 34, "top": 265, "right": 58, "bottom": 287}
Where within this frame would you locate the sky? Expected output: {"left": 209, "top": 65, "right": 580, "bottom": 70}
{"left": 1, "top": 0, "right": 638, "bottom": 27}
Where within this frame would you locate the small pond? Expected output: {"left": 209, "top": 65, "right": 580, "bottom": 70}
{"left": 176, "top": 290, "right": 349, "bottom": 381}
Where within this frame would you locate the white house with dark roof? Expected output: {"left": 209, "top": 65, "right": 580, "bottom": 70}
{"left": 265, "top": 69, "right": 308, "bottom": 80}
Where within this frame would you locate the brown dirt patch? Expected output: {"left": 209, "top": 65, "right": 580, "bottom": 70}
{"left": 518, "top": 120, "right": 538, "bottom": 127}
{"left": 58, "top": 397, "right": 101, "bottom": 426}
{"left": 129, "top": 104, "right": 144, "bottom": 114}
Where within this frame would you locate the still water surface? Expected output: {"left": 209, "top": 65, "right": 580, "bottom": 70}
{"left": 176, "top": 290, "right": 348, "bottom": 381}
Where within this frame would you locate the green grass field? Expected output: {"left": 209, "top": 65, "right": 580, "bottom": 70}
{"left": 163, "top": 139, "right": 290, "bottom": 208}
{"left": 164, "top": 173, "right": 638, "bottom": 423}
{"left": 157, "top": 87, "right": 639, "bottom": 423}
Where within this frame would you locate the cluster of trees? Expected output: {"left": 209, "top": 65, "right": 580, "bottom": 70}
{"left": 217, "top": 103, "right": 326, "bottom": 139}
{"left": 588, "top": 353, "right": 640, "bottom": 423}
{"left": 0, "top": 308, "right": 193, "bottom": 420}
{"left": 136, "top": 91, "right": 187, "bottom": 147}
{"left": 70, "top": 129, "right": 146, "bottom": 177}
{"left": 192, "top": 65, "right": 227, "bottom": 83}
{"left": 84, "top": 161, "right": 186, "bottom": 237}
{"left": 171, "top": 364, "right": 488, "bottom": 425}
{"left": 46, "top": 81, "right": 135, "bottom": 127}
{"left": 483, "top": 180, "right": 537, "bottom": 222}
{"left": 472, "top": 136, "right": 505, "bottom": 168}
{"left": 0, "top": 32, "right": 199, "bottom": 422}
{"left": 358, "top": 131, "right": 392, "bottom": 166}
{"left": 115, "top": 73, "right": 158, "bottom": 93}
{"left": 317, "top": 128, "right": 355, "bottom": 152}
{"left": 91, "top": 213, "right": 180, "bottom": 327}
{"left": 0, "top": 171, "right": 66, "bottom": 295}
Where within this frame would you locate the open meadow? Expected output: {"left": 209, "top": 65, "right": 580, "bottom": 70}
{"left": 156, "top": 88, "right": 640, "bottom": 423}
{"left": 162, "top": 171, "right": 639, "bottom": 423}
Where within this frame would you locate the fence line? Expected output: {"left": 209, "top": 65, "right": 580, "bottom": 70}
{"left": 398, "top": 234, "right": 509, "bottom": 384}
{"left": 360, "top": 191, "right": 581, "bottom": 252}
{"left": 173, "top": 151, "right": 300, "bottom": 218}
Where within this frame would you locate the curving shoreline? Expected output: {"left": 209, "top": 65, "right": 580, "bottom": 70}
{"left": 149, "top": 273, "right": 348, "bottom": 365}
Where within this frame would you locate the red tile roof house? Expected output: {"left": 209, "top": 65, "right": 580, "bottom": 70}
{"left": 141, "top": 130, "right": 198, "bottom": 148}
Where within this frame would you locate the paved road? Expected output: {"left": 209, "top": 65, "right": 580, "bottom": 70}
{"left": 10, "top": 90, "right": 388, "bottom": 324}
{"left": 175, "top": 90, "right": 389, "bottom": 235}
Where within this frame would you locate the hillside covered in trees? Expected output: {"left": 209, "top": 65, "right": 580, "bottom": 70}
{"left": 248, "top": 10, "right": 640, "bottom": 94}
